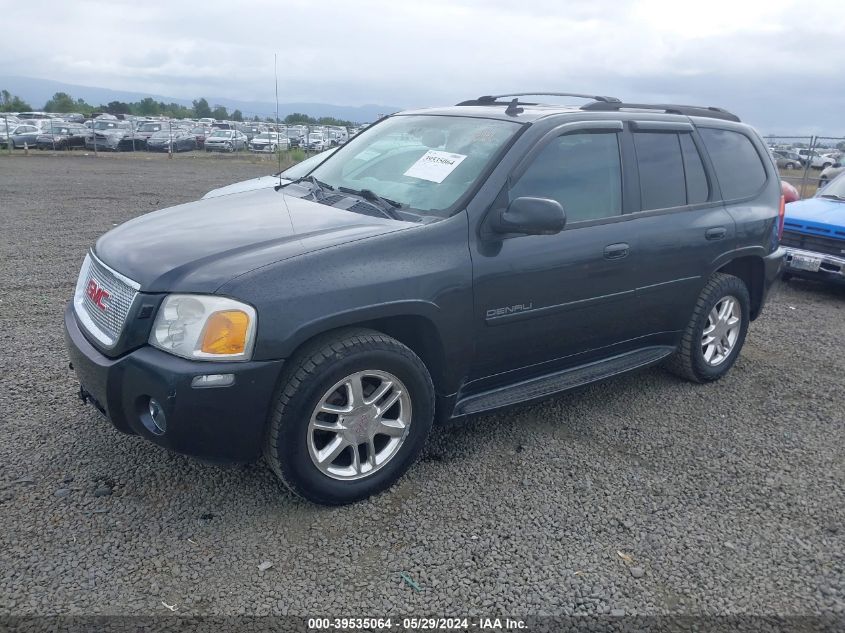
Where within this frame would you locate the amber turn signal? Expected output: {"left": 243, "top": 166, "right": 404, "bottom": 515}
{"left": 200, "top": 310, "right": 250, "bottom": 355}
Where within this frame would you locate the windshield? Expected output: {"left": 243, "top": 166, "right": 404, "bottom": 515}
{"left": 150, "top": 131, "right": 172, "bottom": 139}
{"left": 255, "top": 133, "right": 275, "bottom": 140}
{"left": 93, "top": 121, "right": 117, "bottom": 130}
{"left": 280, "top": 148, "right": 338, "bottom": 179}
{"left": 139, "top": 123, "right": 161, "bottom": 132}
{"left": 818, "top": 173, "right": 845, "bottom": 199}
{"left": 310, "top": 114, "right": 521, "bottom": 216}
{"left": 209, "top": 130, "right": 231, "bottom": 138}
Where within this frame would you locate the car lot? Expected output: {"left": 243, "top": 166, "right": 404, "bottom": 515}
{"left": 0, "top": 155, "right": 843, "bottom": 617}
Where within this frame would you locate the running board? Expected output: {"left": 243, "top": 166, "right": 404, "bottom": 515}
{"left": 453, "top": 346, "right": 674, "bottom": 417}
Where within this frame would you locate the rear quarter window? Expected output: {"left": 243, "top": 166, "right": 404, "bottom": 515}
{"left": 699, "top": 128, "right": 767, "bottom": 200}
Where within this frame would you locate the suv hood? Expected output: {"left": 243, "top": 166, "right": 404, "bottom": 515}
{"left": 94, "top": 187, "right": 408, "bottom": 293}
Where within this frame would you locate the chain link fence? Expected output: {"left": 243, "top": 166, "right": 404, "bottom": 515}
{"left": 764, "top": 135, "right": 845, "bottom": 198}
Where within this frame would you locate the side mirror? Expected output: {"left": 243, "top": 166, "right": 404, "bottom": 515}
{"left": 490, "top": 197, "right": 566, "bottom": 235}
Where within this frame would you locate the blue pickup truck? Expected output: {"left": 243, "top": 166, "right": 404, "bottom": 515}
{"left": 781, "top": 172, "right": 845, "bottom": 284}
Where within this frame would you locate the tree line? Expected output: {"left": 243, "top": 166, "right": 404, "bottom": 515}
{"left": 1, "top": 90, "right": 359, "bottom": 127}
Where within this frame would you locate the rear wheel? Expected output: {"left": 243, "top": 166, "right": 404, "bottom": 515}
{"left": 264, "top": 328, "right": 434, "bottom": 505}
{"left": 665, "top": 273, "right": 750, "bottom": 383}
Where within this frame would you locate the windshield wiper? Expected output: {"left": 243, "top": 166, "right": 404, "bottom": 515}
{"left": 337, "top": 186, "right": 404, "bottom": 220}
{"left": 819, "top": 193, "right": 845, "bottom": 201}
{"left": 274, "top": 174, "right": 332, "bottom": 195}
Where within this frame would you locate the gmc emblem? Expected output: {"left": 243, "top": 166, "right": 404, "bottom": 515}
{"left": 86, "top": 279, "right": 110, "bottom": 311}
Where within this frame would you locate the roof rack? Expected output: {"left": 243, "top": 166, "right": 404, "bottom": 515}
{"left": 581, "top": 101, "right": 740, "bottom": 122}
{"left": 457, "top": 92, "right": 622, "bottom": 107}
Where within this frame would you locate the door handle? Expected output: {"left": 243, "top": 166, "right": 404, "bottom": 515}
{"left": 604, "top": 243, "right": 630, "bottom": 260}
{"left": 705, "top": 227, "right": 727, "bottom": 241}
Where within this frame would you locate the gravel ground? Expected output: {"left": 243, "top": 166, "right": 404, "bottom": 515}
{"left": 0, "top": 155, "right": 843, "bottom": 619}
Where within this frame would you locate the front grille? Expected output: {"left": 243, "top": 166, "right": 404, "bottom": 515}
{"left": 781, "top": 230, "right": 845, "bottom": 258}
{"left": 73, "top": 254, "right": 139, "bottom": 347}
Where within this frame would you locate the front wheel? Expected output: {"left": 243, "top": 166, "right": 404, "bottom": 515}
{"left": 664, "top": 273, "right": 750, "bottom": 383}
{"left": 264, "top": 328, "right": 434, "bottom": 505}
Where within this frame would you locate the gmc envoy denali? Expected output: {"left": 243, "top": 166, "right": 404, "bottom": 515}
{"left": 65, "top": 92, "right": 785, "bottom": 504}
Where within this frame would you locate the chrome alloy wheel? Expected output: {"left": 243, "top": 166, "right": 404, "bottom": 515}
{"left": 307, "top": 370, "right": 412, "bottom": 480}
{"left": 702, "top": 295, "right": 742, "bottom": 366}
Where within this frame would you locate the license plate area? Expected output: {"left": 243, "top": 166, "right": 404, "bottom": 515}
{"left": 789, "top": 253, "right": 821, "bottom": 272}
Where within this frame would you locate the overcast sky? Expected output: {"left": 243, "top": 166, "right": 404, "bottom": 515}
{"left": 1, "top": 0, "right": 843, "bottom": 134}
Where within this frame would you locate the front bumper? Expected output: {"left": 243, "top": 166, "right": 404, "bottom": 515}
{"left": 783, "top": 247, "right": 845, "bottom": 284}
{"left": 64, "top": 304, "right": 284, "bottom": 462}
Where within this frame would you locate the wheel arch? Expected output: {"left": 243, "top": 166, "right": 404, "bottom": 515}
{"left": 716, "top": 255, "right": 766, "bottom": 320}
{"left": 276, "top": 311, "right": 451, "bottom": 398}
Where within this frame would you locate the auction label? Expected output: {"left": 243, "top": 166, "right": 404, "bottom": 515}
{"left": 308, "top": 616, "right": 526, "bottom": 630}
{"left": 403, "top": 150, "right": 467, "bottom": 183}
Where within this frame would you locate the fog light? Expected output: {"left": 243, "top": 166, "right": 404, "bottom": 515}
{"left": 191, "top": 374, "right": 235, "bottom": 388}
{"left": 148, "top": 398, "right": 167, "bottom": 433}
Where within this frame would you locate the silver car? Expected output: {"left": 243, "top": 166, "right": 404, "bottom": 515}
{"left": 204, "top": 129, "right": 248, "bottom": 152}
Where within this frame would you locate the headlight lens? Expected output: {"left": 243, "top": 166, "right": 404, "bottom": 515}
{"left": 149, "top": 295, "right": 257, "bottom": 361}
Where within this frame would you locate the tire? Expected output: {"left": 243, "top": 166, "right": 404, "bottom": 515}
{"left": 781, "top": 272, "right": 793, "bottom": 282}
{"left": 822, "top": 162, "right": 832, "bottom": 169}
{"left": 264, "top": 328, "right": 435, "bottom": 505}
{"left": 664, "top": 273, "right": 750, "bottom": 383}
{"left": 786, "top": 162, "right": 795, "bottom": 170}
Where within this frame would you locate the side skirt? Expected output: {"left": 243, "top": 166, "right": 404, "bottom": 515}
{"left": 451, "top": 346, "right": 674, "bottom": 417}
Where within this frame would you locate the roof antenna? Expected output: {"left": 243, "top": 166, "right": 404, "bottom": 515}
{"left": 274, "top": 53, "right": 282, "bottom": 185}
{"left": 505, "top": 98, "right": 523, "bottom": 116}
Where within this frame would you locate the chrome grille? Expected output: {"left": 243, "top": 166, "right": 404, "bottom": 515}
{"left": 73, "top": 253, "right": 140, "bottom": 348}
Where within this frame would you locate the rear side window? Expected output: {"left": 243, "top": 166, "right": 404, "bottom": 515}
{"left": 633, "top": 132, "right": 686, "bottom": 210}
{"left": 633, "top": 132, "right": 711, "bottom": 210}
{"left": 510, "top": 132, "right": 622, "bottom": 222}
{"left": 699, "top": 128, "right": 767, "bottom": 200}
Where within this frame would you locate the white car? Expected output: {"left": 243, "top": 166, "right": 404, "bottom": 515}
{"left": 204, "top": 129, "right": 248, "bottom": 152}
{"left": 819, "top": 160, "right": 845, "bottom": 186}
{"left": 248, "top": 132, "right": 290, "bottom": 153}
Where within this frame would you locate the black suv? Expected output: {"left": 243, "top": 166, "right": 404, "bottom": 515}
{"left": 65, "top": 92, "right": 785, "bottom": 505}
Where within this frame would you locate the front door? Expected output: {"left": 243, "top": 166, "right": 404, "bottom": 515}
{"left": 468, "top": 124, "right": 646, "bottom": 389}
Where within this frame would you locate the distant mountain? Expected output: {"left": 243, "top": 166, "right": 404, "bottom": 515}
{"left": 0, "top": 75, "right": 399, "bottom": 123}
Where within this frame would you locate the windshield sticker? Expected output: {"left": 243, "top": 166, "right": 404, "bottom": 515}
{"left": 403, "top": 150, "right": 467, "bottom": 183}
{"left": 354, "top": 149, "right": 381, "bottom": 161}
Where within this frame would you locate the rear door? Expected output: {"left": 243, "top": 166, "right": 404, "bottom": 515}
{"left": 627, "top": 121, "right": 736, "bottom": 335}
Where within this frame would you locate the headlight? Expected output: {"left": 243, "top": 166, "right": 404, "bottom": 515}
{"left": 149, "top": 295, "right": 257, "bottom": 361}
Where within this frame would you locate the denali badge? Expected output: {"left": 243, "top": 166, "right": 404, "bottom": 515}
{"left": 86, "top": 279, "right": 110, "bottom": 311}
{"left": 486, "top": 302, "right": 534, "bottom": 318}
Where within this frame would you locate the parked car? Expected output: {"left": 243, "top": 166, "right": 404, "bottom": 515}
{"left": 773, "top": 150, "right": 804, "bottom": 170}
{"left": 145, "top": 129, "right": 198, "bottom": 153}
{"left": 204, "top": 129, "right": 248, "bottom": 152}
{"left": 811, "top": 153, "right": 839, "bottom": 170}
{"left": 5, "top": 124, "right": 42, "bottom": 148}
{"left": 35, "top": 124, "right": 89, "bottom": 150}
{"left": 131, "top": 121, "right": 170, "bottom": 148}
{"left": 188, "top": 126, "right": 212, "bottom": 149}
{"left": 781, "top": 171, "right": 845, "bottom": 284}
{"left": 64, "top": 93, "right": 783, "bottom": 505}
{"left": 84, "top": 120, "right": 135, "bottom": 151}
{"left": 306, "top": 132, "right": 328, "bottom": 151}
{"left": 239, "top": 124, "right": 266, "bottom": 141}
{"left": 819, "top": 160, "right": 845, "bottom": 186}
{"left": 285, "top": 127, "right": 305, "bottom": 148}
{"left": 248, "top": 132, "right": 289, "bottom": 153}
{"left": 203, "top": 148, "right": 339, "bottom": 199}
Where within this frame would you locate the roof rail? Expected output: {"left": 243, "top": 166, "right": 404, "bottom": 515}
{"left": 581, "top": 101, "right": 740, "bottom": 122}
{"left": 456, "top": 92, "right": 621, "bottom": 106}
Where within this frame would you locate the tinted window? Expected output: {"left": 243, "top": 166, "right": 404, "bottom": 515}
{"left": 510, "top": 132, "right": 622, "bottom": 222}
{"left": 699, "top": 128, "right": 767, "bottom": 200}
{"left": 634, "top": 132, "right": 686, "bottom": 210}
{"left": 680, "top": 134, "right": 709, "bottom": 204}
